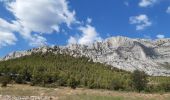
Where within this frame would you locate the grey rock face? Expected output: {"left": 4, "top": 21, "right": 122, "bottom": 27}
{"left": 1, "top": 36, "right": 170, "bottom": 76}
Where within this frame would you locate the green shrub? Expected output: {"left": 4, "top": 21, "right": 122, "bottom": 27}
{"left": 68, "top": 77, "right": 79, "bottom": 89}
{"left": 160, "top": 82, "right": 170, "bottom": 92}
{"left": 0, "top": 75, "right": 11, "bottom": 87}
{"left": 15, "top": 75, "right": 24, "bottom": 84}
{"left": 131, "top": 70, "right": 148, "bottom": 92}
{"left": 110, "top": 80, "right": 124, "bottom": 90}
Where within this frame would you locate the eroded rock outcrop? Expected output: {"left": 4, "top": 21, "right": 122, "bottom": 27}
{"left": 1, "top": 36, "right": 170, "bottom": 76}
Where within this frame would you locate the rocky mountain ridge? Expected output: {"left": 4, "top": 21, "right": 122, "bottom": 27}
{"left": 1, "top": 36, "right": 170, "bottom": 76}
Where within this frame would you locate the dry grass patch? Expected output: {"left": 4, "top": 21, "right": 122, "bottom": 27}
{"left": 0, "top": 84, "right": 170, "bottom": 100}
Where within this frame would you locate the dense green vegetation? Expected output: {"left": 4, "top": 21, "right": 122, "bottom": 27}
{"left": 147, "top": 76, "right": 170, "bottom": 92}
{"left": 131, "top": 70, "right": 148, "bottom": 92}
{"left": 0, "top": 52, "right": 130, "bottom": 90}
{"left": 0, "top": 52, "right": 169, "bottom": 92}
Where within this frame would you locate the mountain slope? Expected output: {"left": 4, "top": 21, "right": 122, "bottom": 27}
{"left": 0, "top": 53, "right": 130, "bottom": 89}
{"left": 1, "top": 36, "right": 170, "bottom": 76}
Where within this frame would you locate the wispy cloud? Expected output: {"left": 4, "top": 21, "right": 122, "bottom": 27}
{"left": 124, "top": 1, "right": 129, "bottom": 7}
{"left": 0, "top": 32, "right": 17, "bottom": 48}
{"left": 156, "top": 34, "right": 165, "bottom": 39}
{"left": 129, "top": 14, "right": 152, "bottom": 30}
{"left": 166, "top": 6, "right": 170, "bottom": 14}
{"left": 139, "top": 0, "right": 157, "bottom": 7}
{"left": 0, "top": 18, "right": 18, "bottom": 48}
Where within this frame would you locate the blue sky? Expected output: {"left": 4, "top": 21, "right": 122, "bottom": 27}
{"left": 0, "top": 0, "right": 170, "bottom": 57}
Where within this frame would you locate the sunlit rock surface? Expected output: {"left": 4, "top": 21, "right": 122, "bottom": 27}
{"left": 2, "top": 36, "right": 170, "bottom": 76}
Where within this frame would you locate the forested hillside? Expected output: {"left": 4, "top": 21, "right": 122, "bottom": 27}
{"left": 0, "top": 52, "right": 131, "bottom": 90}
{"left": 0, "top": 52, "right": 170, "bottom": 92}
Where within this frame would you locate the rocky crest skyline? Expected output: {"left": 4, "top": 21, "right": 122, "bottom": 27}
{"left": 1, "top": 36, "right": 170, "bottom": 76}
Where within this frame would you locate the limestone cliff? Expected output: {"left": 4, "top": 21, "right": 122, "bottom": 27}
{"left": 2, "top": 36, "right": 170, "bottom": 76}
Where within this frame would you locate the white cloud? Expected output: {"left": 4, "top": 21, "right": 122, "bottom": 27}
{"left": 68, "top": 22, "right": 102, "bottom": 45}
{"left": 0, "top": 32, "right": 17, "bottom": 48}
{"left": 0, "top": 18, "right": 18, "bottom": 48}
{"left": 129, "top": 14, "right": 152, "bottom": 30}
{"left": 68, "top": 36, "right": 77, "bottom": 44}
{"left": 156, "top": 34, "right": 165, "bottom": 39}
{"left": 6, "top": 0, "right": 76, "bottom": 34}
{"left": 139, "top": 0, "right": 157, "bottom": 7}
{"left": 166, "top": 6, "right": 170, "bottom": 14}
{"left": 0, "top": 18, "right": 19, "bottom": 32}
{"left": 87, "top": 18, "right": 92, "bottom": 24}
{"left": 78, "top": 25, "right": 102, "bottom": 44}
{"left": 0, "top": 0, "right": 76, "bottom": 47}
{"left": 29, "top": 34, "right": 47, "bottom": 47}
